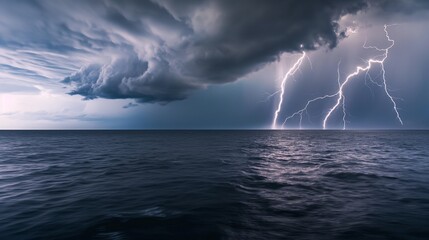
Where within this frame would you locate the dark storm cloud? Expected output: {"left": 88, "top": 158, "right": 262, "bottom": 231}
{"left": 158, "top": 0, "right": 369, "bottom": 81}
{"left": 123, "top": 102, "right": 139, "bottom": 109}
{"left": 63, "top": 53, "right": 199, "bottom": 103}
{"left": 61, "top": 0, "right": 371, "bottom": 103}
{"left": 1, "top": 0, "right": 428, "bottom": 103}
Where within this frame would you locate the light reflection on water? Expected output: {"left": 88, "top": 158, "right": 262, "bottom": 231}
{"left": 0, "top": 130, "right": 429, "bottom": 239}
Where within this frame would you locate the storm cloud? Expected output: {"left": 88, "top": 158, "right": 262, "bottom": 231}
{"left": 1, "top": 0, "right": 428, "bottom": 103}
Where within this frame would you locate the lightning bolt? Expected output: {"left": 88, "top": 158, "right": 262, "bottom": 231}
{"left": 272, "top": 52, "right": 306, "bottom": 129}
{"left": 323, "top": 24, "right": 403, "bottom": 129}
{"left": 281, "top": 24, "right": 403, "bottom": 130}
{"left": 282, "top": 60, "right": 343, "bottom": 129}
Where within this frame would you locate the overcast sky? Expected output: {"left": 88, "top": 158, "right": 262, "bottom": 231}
{"left": 0, "top": 0, "right": 428, "bottom": 129}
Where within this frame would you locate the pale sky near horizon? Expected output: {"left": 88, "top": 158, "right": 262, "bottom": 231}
{"left": 1, "top": 0, "right": 429, "bottom": 129}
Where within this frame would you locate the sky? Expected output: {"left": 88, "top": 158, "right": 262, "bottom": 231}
{"left": 0, "top": 0, "right": 428, "bottom": 129}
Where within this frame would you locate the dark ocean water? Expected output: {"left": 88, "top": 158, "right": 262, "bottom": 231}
{"left": 1, "top": 131, "right": 429, "bottom": 240}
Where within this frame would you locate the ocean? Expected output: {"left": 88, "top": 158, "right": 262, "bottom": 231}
{"left": 1, "top": 130, "right": 429, "bottom": 240}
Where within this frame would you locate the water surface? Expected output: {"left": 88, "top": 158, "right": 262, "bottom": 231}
{"left": 1, "top": 130, "right": 428, "bottom": 239}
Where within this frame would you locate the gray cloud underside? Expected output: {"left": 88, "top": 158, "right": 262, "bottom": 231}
{"left": 1, "top": 0, "right": 428, "bottom": 103}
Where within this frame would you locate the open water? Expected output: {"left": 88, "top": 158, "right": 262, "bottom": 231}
{"left": 1, "top": 130, "right": 429, "bottom": 239}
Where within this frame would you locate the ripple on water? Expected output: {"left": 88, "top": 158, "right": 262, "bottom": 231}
{"left": 0, "top": 130, "right": 429, "bottom": 240}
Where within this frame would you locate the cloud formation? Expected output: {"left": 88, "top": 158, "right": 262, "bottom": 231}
{"left": 1, "top": 0, "right": 428, "bottom": 103}
{"left": 62, "top": 0, "right": 369, "bottom": 103}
